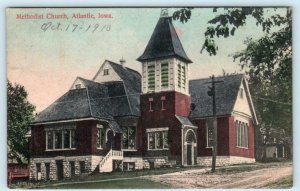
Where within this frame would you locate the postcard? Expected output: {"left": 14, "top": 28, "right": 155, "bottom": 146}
{"left": 7, "top": 7, "right": 292, "bottom": 189}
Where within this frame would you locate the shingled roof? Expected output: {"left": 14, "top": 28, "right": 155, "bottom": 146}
{"left": 107, "top": 61, "right": 141, "bottom": 116}
{"left": 189, "top": 74, "right": 244, "bottom": 118}
{"left": 33, "top": 63, "right": 141, "bottom": 128}
{"left": 137, "top": 16, "right": 192, "bottom": 63}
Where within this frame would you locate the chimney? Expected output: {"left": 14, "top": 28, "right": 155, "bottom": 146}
{"left": 120, "top": 57, "right": 126, "bottom": 67}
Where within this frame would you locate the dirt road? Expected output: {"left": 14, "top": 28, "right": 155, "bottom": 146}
{"left": 141, "top": 163, "right": 292, "bottom": 188}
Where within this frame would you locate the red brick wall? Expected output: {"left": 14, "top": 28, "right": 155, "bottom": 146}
{"left": 193, "top": 117, "right": 230, "bottom": 157}
{"left": 138, "top": 91, "right": 189, "bottom": 159}
{"left": 228, "top": 116, "right": 255, "bottom": 158}
{"left": 31, "top": 120, "right": 110, "bottom": 157}
{"left": 140, "top": 91, "right": 191, "bottom": 117}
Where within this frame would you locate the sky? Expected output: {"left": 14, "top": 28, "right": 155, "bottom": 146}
{"left": 7, "top": 8, "right": 286, "bottom": 112}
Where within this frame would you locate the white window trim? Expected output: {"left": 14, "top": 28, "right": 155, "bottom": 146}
{"left": 96, "top": 126, "right": 103, "bottom": 149}
{"left": 236, "top": 120, "right": 249, "bottom": 149}
{"left": 206, "top": 125, "right": 213, "bottom": 148}
{"left": 160, "top": 62, "right": 169, "bottom": 90}
{"left": 147, "top": 63, "right": 156, "bottom": 92}
{"left": 122, "top": 126, "right": 137, "bottom": 150}
{"left": 147, "top": 128, "right": 169, "bottom": 150}
{"left": 45, "top": 129, "right": 76, "bottom": 151}
{"left": 146, "top": 127, "right": 169, "bottom": 132}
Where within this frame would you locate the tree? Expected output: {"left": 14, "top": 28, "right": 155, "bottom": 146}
{"left": 7, "top": 80, "right": 35, "bottom": 164}
{"left": 173, "top": 8, "right": 292, "bottom": 159}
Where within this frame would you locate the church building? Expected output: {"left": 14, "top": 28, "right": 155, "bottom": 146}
{"left": 29, "top": 11, "right": 258, "bottom": 180}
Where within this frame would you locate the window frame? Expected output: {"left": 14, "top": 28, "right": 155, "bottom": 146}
{"left": 146, "top": 128, "right": 169, "bottom": 150}
{"left": 45, "top": 127, "right": 76, "bottom": 151}
{"left": 206, "top": 122, "right": 214, "bottom": 148}
{"left": 103, "top": 69, "right": 109, "bottom": 76}
{"left": 96, "top": 125, "right": 104, "bottom": 149}
{"left": 236, "top": 120, "right": 249, "bottom": 148}
{"left": 122, "top": 126, "right": 137, "bottom": 151}
{"left": 160, "top": 62, "right": 169, "bottom": 89}
{"left": 147, "top": 64, "right": 156, "bottom": 92}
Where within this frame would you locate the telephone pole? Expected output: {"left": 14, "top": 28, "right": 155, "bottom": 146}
{"left": 207, "top": 75, "right": 223, "bottom": 173}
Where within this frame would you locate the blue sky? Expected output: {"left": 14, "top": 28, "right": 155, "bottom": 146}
{"left": 7, "top": 8, "right": 287, "bottom": 112}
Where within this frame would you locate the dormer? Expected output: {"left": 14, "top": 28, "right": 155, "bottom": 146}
{"left": 137, "top": 14, "right": 192, "bottom": 95}
{"left": 70, "top": 77, "right": 86, "bottom": 90}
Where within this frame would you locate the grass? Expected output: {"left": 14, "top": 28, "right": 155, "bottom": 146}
{"left": 54, "top": 178, "right": 170, "bottom": 189}
{"left": 12, "top": 161, "right": 292, "bottom": 189}
{"left": 265, "top": 175, "right": 293, "bottom": 188}
{"left": 210, "top": 161, "right": 292, "bottom": 174}
{"left": 12, "top": 167, "right": 189, "bottom": 189}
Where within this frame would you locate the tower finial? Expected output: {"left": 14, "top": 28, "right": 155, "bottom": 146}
{"left": 160, "top": 8, "right": 168, "bottom": 17}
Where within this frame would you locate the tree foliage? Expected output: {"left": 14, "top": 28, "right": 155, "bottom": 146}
{"left": 7, "top": 80, "right": 35, "bottom": 163}
{"left": 173, "top": 8, "right": 292, "bottom": 157}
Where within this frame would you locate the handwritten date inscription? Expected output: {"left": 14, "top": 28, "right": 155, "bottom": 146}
{"left": 41, "top": 22, "right": 111, "bottom": 33}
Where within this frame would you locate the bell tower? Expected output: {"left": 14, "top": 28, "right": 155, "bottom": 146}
{"left": 137, "top": 10, "right": 193, "bottom": 116}
{"left": 137, "top": 11, "right": 196, "bottom": 165}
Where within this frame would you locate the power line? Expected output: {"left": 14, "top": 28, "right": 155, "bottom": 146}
{"left": 252, "top": 96, "right": 292, "bottom": 106}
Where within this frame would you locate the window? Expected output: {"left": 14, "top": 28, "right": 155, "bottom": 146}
{"left": 103, "top": 69, "right": 109, "bottom": 75}
{"left": 178, "top": 64, "right": 186, "bottom": 89}
{"left": 206, "top": 119, "right": 214, "bottom": 148}
{"left": 54, "top": 131, "right": 62, "bottom": 149}
{"left": 80, "top": 161, "right": 86, "bottom": 174}
{"left": 122, "top": 127, "right": 136, "bottom": 150}
{"left": 63, "top": 130, "right": 70, "bottom": 148}
{"left": 147, "top": 129, "right": 168, "bottom": 150}
{"left": 181, "top": 65, "right": 186, "bottom": 89}
{"left": 178, "top": 64, "right": 181, "bottom": 88}
{"left": 236, "top": 121, "right": 248, "bottom": 148}
{"left": 161, "top": 63, "right": 169, "bottom": 88}
{"left": 46, "top": 129, "right": 76, "bottom": 150}
{"left": 123, "top": 162, "right": 135, "bottom": 171}
{"left": 149, "top": 97, "right": 153, "bottom": 112}
{"left": 75, "top": 84, "right": 81, "bottom": 89}
{"left": 47, "top": 131, "right": 53, "bottom": 150}
{"left": 96, "top": 127, "right": 105, "bottom": 148}
{"left": 148, "top": 64, "right": 155, "bottom": 91}
{"left": 161, "top": 96, "right": 166, "bottom": 110}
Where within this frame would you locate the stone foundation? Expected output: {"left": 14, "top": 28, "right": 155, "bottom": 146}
{"left": 197, "top": 156, "right": 255, "bottom": 167}
{"left": 30, "top": 155, "right": 103, "bottom": 181}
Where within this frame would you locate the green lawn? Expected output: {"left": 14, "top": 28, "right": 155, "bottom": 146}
{"left": 265, "top": 175, "right": 293, "bottom": 188}
{"left": 13, "top": 167, "right": 189, "bottom": 189}
{"left": 53, "top": 178, "right": 170, "bottom": 189}
{"left": 12, "top": 161, "right": 292, "bottom": 189}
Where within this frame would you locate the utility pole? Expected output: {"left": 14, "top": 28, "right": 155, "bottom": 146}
{"left": 207, "top": 75, "right": 223, "bottom": 173}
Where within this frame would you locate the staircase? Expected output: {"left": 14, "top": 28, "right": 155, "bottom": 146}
{"left": 99, "top": 149, "right": 123, "bottom": 173}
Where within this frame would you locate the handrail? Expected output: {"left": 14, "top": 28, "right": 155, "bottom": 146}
{"left": 99, "top": 149, "right": 123, "bottom": 168}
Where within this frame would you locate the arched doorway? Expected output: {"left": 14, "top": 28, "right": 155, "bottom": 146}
{"left": 106, "top": 129, "right": 114, "bottom": 149}
{"left": 185, "top": 129, "right": 197, "bottom": 165}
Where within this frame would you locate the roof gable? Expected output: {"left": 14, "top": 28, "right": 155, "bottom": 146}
{"left": 137, "top": 17, "right": 192, "bottom": 63}
{"left": 189, "top": 74, "right": 244, "bottom": 118}
{"left": 189, "top": 74, "right": 258, "bottom": 124}
{"left": 232, "top": 80, "right": 252, "bottom": 116}
{"left": 93, "top": 60, "right": 122, "bottom": 83}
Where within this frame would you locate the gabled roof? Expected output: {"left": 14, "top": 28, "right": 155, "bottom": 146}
{"left": 175, "top": 115, "right": 196, "bottom": 127}
{"left": 33, "top": 62, "right": 141, "bottom": 125}
{"left": 189, "top": 74, "right": 255, "bottom": 119}
{"left": 107, "top": 60, "right": 141, "bottom": 116}
{"left": 137, "top": 17, "right": 192, "bottom": 63}
{"left": 33, "top": 78, "right": 113, "bottom": 124}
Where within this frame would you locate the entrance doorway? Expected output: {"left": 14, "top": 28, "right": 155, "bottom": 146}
{"left": 56, "top": 160, "right": 64, "bottom": 180}
{"left": 106, "top": 130, "right": 114, "bottom": 149}
{"left": 187, "top": 144, "right": 193, "bottom": 165}
{"left": 185, "top": 129, "right": 197, "bottom": 166}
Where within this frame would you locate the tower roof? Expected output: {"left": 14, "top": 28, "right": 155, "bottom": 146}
{"left": 137, "top": 16, "right": 192, "bottom": 63}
